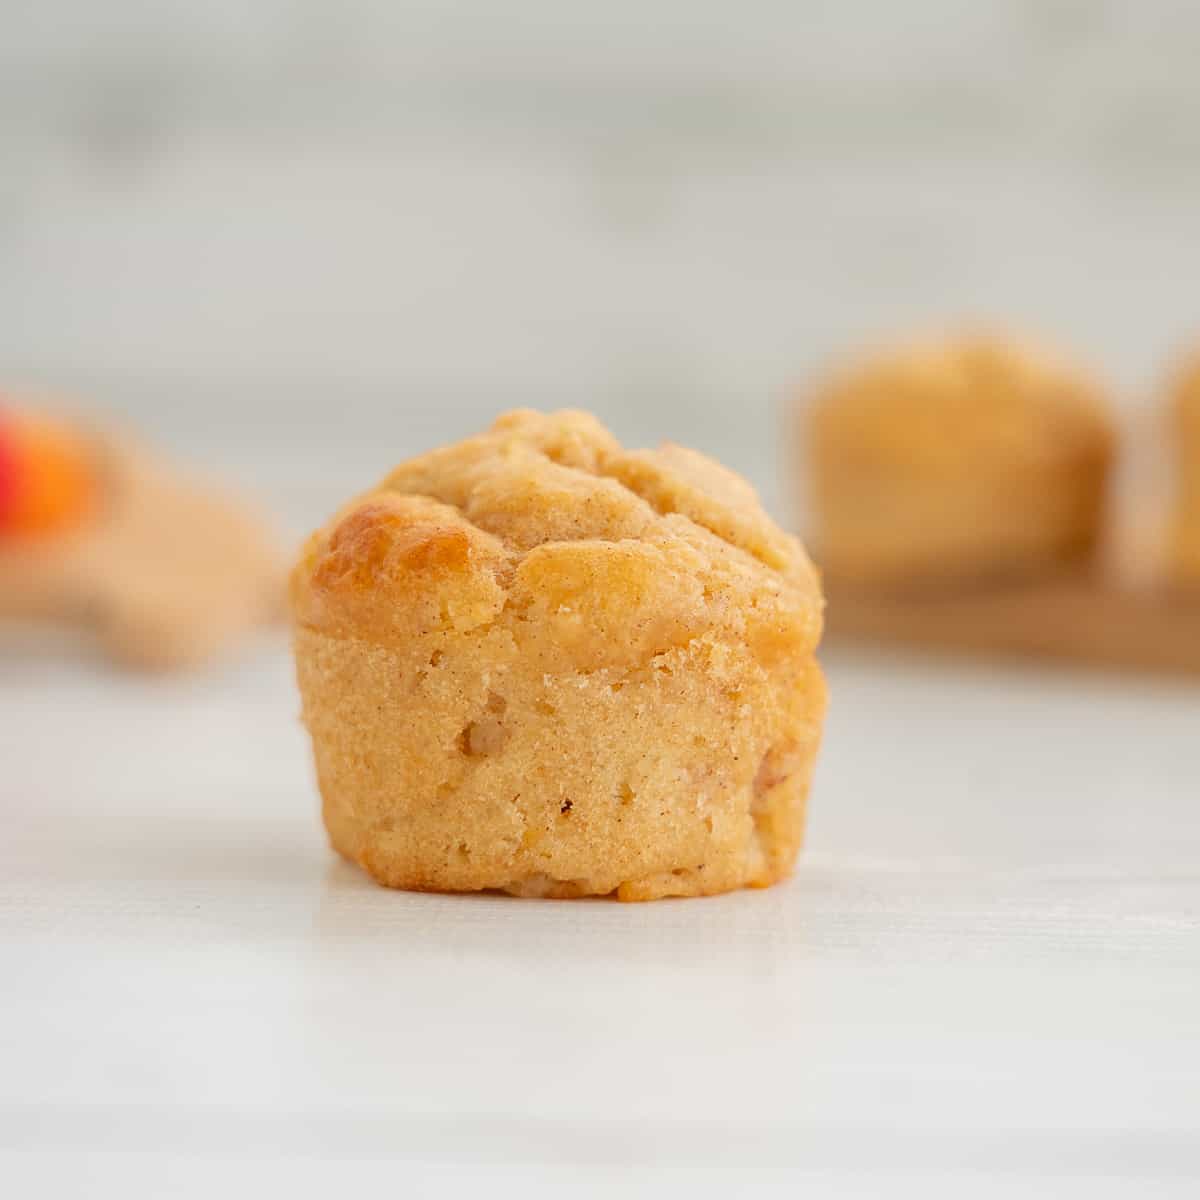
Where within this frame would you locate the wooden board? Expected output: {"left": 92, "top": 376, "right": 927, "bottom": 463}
{"left": 824, "top": 573, "right": 1200, "bottom": 676}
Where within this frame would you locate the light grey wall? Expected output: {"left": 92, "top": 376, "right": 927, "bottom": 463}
{"left": 3, "top": 2, "right": 1199, "bottom": 526}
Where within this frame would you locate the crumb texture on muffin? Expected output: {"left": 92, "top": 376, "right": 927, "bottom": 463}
{"left": 292, "top": 409, "right": 826, "bottom": 900}
{"left": 806, "top": 333, "right": 1116, "bottom": 585}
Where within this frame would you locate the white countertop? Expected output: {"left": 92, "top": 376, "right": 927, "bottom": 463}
{"left": 3, "top": 636, "right": 1198, "bottom": 1196}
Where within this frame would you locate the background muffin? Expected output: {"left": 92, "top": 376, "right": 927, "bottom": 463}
{"left": 1169, "top": 353, "right": 1200, "bottom": 588}
{"left": 805, "top": 333, "right": 1116, "bottom": 586}
{"left": 291, "top": 409, "right": 826, "bottom": 900}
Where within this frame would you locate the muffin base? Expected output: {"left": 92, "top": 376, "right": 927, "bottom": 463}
{"left": 297, "top": 625, "right": 826, "bottom": 901}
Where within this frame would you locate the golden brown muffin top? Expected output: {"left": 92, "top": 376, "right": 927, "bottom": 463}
{"left": 292, "top": 409, "right": 822, "bottom": 671}
{"left": 809, "top": 333, "right": 1114, "bottom": 477}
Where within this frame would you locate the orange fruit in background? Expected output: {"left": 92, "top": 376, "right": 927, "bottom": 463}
{"left": 0, "top": 409, "right": 98, "bottom": 538}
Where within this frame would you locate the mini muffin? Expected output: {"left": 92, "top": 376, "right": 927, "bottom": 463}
{"left": 291, "top": 409, "right": 826, "bottom": 900}
{"left": 1169, "top": 352, "right": 1200, "bottom": 588}
{"left": 805, "top": 333, "right": 1116, "bottom": 586}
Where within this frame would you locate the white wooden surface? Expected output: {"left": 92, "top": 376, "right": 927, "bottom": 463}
{"left": 3, "top": 639, "right": 1199, "bottom": 1194}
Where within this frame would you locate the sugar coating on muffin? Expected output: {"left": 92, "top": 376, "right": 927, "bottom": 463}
{"left": 1170, "top": 353, "right": 1200, "bottom": 587}
{"left": 291, "top": 409, "right": 826, "bottom": 900}
{"left": 806, "top": 334, "right": 1115, "bottom": 585}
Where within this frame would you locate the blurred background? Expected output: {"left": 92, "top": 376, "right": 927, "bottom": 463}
{"left": 5, "top": 1, "right": 1200, "bottom": 529}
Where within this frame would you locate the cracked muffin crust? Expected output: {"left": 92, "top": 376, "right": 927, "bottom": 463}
{"left": 291, "top": 409, "right": 826, "bottom": 900}
{"left": 805, "top": 334, "right": 1116, "bottom": 585}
